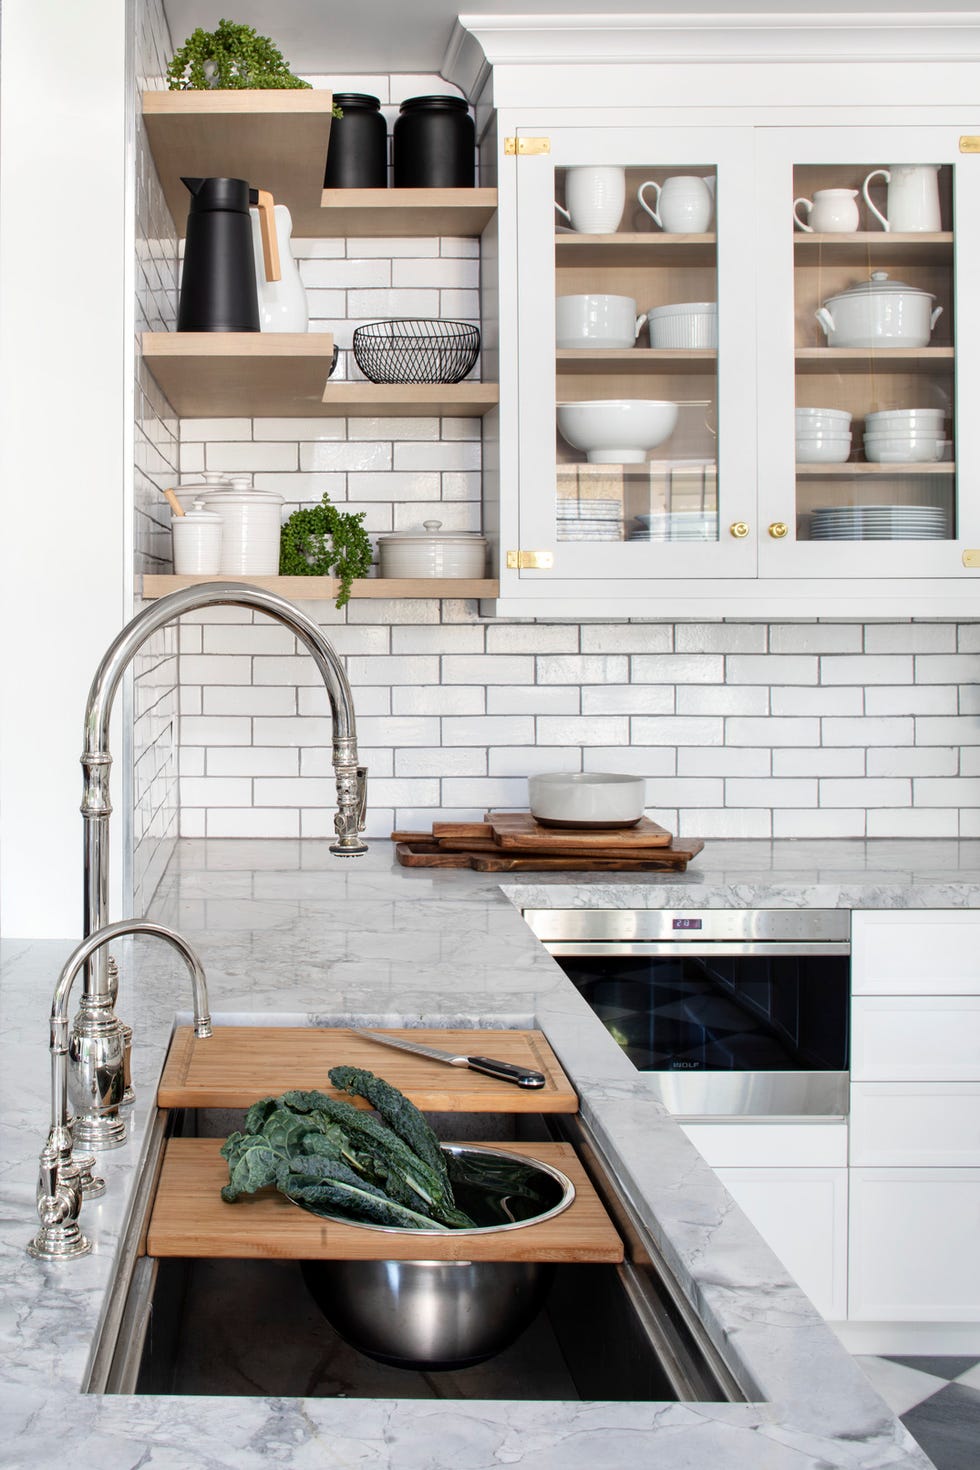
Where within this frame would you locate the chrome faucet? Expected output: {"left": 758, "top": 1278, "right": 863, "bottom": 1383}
{"left": 28, "top": 919, "right": 212, "bottom": 1261}
{"left": 72, "top": 582, "right": 368, "bottom": 1153}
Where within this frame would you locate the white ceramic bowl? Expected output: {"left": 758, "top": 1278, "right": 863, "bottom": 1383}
{"left": 378, "top": 520, "right": 487, "bottom": 578}
{"left": 556, "top": 294, "right": 646, "bottom": 350}
{"left": 646, "top": 302, "right": 717, "bottom": 349}
{"left": 863, "top": 434, "right": 945, "bottom": 463}
{"left": 557, "top": 399, "right": 679, "bottom": 464}
{"left": 796, "top": 433, "right": 852, "bottom": 464}
{"left": 865, "top": 407, "right": 945, "bottom": 430}
{"left": 796, "top": 407, "right": 852, "bottom": 435}
{"left": 528, "top": 772, "right": 646, "bottom": 828}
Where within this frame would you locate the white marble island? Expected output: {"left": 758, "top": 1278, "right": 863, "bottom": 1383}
{"left": 4, "top": 837, "right": 968, "bottom": 1469}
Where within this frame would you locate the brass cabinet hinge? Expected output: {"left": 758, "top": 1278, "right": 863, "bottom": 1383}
{"left": 506, "top": 549, "right": 554, "bottom": 570}
{"left": 960, "top": 136, "right": 980, "bottom": 153}
{"left": 962, "top": 549, "right": 980, "bottom": 567}
{"left": 504, "top": 136, "right": 551, "bottom": 157}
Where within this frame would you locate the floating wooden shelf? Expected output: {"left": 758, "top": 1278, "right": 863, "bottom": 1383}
{"left": 796, "top": 347, "right": 955, "bottom": 373}
{"left": 555, "top": 232, "right": 716, "bottom": 267}
{"left": 158, "top": 1026, "right": 576, "bottom": 1113}
{"left": 142, "top": 332, "right": 337, "bottom": 416}
{"left": 796, "top": 462, "right": 955, "bottom": 476}
{"left": 794, "top": 231, "right": 953, "bottom": 266}
{"left": 557, "top": 348, "right": 716, "bottom": 376}
{"left": 143, "top": 89, "right": 336, "bottom": 237}
{"left": 320, "top": 187, "right": 497, "bottom": 237}
{"left": 148, "top": 1138, "right": 623, "bottom": 1263}
{"left": 140, "top": 574, "right": 500, "bottom": 601}
{"left": 322, "top": 382, "right": 498, "bottom": 416}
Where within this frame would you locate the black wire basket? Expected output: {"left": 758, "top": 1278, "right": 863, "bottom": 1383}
{"left": 352, "top": 319, "right": 481, "bottom": 385}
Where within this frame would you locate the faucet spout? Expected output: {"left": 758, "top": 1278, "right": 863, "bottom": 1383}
{"left": 74, "top": 582, "right": 367, "bottom": 1151}
{"left": 28, "top": 918, "right": 211, "bottom": 1261}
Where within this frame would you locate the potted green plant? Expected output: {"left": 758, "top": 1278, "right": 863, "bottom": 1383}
{"left": 279, "top": 494, "right": 374, "bottom": 608}
{"left": 167, "top": 19, "right": 340, "bottom": 113}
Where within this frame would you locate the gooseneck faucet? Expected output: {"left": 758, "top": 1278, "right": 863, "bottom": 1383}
{"left": 28, "top": 919, "right": 212, "bottom": 1261}
{"left": 72, "top": 582, "right": 368, "bottom": 1153}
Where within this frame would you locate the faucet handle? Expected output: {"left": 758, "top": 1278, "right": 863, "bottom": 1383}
{"left": 356, "top": 765, "right": 368, "bottom": 831}
{"left": 27, "top": 1136, "right": 91, "bottom": 1260}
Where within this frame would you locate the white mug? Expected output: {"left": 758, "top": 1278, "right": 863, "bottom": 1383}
{"left": 638, "top": 175, "right": 713, "bottom": 234}
{"left": 555, "top": 165, "right": 626, "bottom": 234}
{"left": 862, "top": 164, "right": 941, "bottom": 233}
{"left": 793, "top": 188, "right": 860, "bottom": 234}
{"left": 555, "top": 294, "right": 647, "bottom": 349}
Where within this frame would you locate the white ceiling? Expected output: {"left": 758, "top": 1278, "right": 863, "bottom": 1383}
{"left": 161, "top": 3, "right": 971, "bottom": 79}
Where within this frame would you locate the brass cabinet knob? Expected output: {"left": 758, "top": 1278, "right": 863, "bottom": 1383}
{"left": 729, "top": 521, "right": 750, "bottom": 539}
{"left": 768, "top": 521, "right": 789, "bottom": 539}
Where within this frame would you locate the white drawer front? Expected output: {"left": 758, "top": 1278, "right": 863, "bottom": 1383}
{"left": 680, "top": 1121, "right": 847, "bottom": 1169}
{"left": 852, "top": 996, "right": 980, "bottom": 1081}
{"left": 849, "top": 1169, "right": 980, "bottom": 1320}
{"left": 852, "top": 910, "right": 980, "bottom": 996}
{"left": 717, "top": 1168, "right": 848, "bottom": 1322}
{"left": 850, "top": 1083, "right": 980, "bottom": 1166}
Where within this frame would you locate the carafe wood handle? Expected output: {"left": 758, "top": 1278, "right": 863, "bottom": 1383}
{"left": 253, "top": 189, "right": 281, "bottom": 282}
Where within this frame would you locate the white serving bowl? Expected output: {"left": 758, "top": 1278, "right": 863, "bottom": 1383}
{"left": 863, "top": 434, "right": 945, "bottom": 463}
{"left": 528, "top": 771, "right": 646, "bottom": 828}
{"left": 557, "top": 399, "right": 679, "bottom": 464}
{"left": 646, "top": 301, "right": 717, "bottom": 350}
{"left": 796, "top": 433, "right": 852, "bottom": 464}
{"left": 864, "top": 408, "right": 946, "bottom": 436}
{"left": 796, "top": 407, "right": 852, "bottom": 435}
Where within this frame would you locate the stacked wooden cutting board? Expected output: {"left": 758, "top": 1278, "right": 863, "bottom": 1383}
{"left": 393, "top": 811, "right": 704, "bottom": 872}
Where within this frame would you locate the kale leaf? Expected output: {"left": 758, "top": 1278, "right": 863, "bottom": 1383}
{"left": 327, "top": 1064, "right": 449, "bottom": 1186}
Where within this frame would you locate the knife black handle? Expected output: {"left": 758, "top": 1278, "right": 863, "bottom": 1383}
{"left": 465, "top": 1056, "right": 547, "bottom": 1088}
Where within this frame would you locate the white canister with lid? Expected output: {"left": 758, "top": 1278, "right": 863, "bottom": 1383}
{"left": 378, "top": 520, "right": 487, "bottom": 579}
{"left": 200, "top": 476, "right": 283, "bottom": 575}
{"left": 171, "top": 498, "right": 223, "bottom": 575}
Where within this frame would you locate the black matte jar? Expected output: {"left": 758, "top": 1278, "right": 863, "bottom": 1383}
{"left": 393, "top": 95, "right": 475, "bottom": 188}
{"left": 323, "top": 93, "right": 388, "bottom": 188}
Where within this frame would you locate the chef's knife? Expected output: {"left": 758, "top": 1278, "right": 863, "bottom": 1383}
{"left": 353, "top": 1028, "right": 546, "bottom": 1089}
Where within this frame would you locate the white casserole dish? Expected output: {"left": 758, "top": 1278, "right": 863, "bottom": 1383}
{"left": 646, "top": 301, "right": 717, "bottom": 350}
{"left": 378, "top": 520, "right": 487, "bottom": 578}
{"left": 815, "top": 271, "right": 942, "bottom": 349}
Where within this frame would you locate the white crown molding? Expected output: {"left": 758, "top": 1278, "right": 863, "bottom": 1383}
{"left": 444, "top": 11, "right": 980, "bottom": 94}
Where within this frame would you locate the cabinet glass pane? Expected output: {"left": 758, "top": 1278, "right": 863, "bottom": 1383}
{"left": 554, "top": 163, "right": 719, "bottom": 548}
{"left": 792, "top": 162, "right": 955, "bottom": 545}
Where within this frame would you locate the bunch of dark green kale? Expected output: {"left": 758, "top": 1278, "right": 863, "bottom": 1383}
{"left": 220, "top": 1065, "right": 476, "bottom": 1230}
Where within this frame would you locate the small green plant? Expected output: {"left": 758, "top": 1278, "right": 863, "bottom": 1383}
{"left": 167, "top": 19, "right": 341, "bottom": 113}
{"left": 279, "top": 494, "right": 373, "bottom": 608}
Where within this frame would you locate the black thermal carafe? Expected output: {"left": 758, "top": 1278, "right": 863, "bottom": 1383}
{"left": 324, "top": 94, "right": 388, "bottom": 188}
{"left": 178, "top": 176, "right": 261, "bottom": 332}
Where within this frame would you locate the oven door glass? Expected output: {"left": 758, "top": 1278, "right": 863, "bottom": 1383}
{"left": 558, "top": 951, "right": 849, "bottom": 1073}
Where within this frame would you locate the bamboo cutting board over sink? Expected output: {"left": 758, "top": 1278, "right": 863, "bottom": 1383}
{"left": 147, "top": 1137, "right": 622, "bottom": 1264}
{"left": 158, "top": 1026, "right": 577, "bottom": 1112}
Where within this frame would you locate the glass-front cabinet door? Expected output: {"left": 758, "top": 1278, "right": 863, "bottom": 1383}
{"left": 755, "top": 126, "right": 980, "bottom": 580}
{"left": 511, "top": 124, "right": 758, "bottom": 591}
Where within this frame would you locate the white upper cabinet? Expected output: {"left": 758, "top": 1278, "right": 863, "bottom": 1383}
{"left": 488, "top": 107, "right": 980, "bottom": 618}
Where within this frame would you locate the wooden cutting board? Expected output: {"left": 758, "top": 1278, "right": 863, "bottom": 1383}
{"left": 147, "top": 1137, "right": 623, "bottom": 1263}
{"left": 394, "top": 839, "right": 704, "bottom": 873}
{"left": 157, "top": 1026, "right": 578, "bottom": 1112}
{"left": 488, "top": 812, "right": 673, "bottom": 850}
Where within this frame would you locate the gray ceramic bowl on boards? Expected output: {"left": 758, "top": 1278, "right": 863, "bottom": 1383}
{"left": 528, "top": 771, "right": 646, "bottom": 828}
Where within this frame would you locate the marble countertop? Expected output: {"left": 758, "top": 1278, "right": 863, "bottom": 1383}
{"left": 0, "top": 837, "right": 950, "bottom": 1469}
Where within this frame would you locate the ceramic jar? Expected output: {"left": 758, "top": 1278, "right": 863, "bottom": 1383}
{"left": 393, "top": 96, "right": 475, "bottom": 187}
{"left": 171, "top": 498, "right": 222, "bottom": 575}
{"left": 378, "top": 520, "right": 487, "bottom": 578}
{"left": 324, "top": 94, "right": 388, "bottom": 188}
{"left": 200, "top": 477, "right": 283, "bottom": 575}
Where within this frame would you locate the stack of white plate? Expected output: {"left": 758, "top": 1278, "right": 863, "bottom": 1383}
{"left": 810, "top": 505, "right": 949, "bottom": 540}
{"left": 629, "top": 511, "right": 718, "bottom": 541}
{"left": 556, "top": 497, "right": 623, "bottom": 541}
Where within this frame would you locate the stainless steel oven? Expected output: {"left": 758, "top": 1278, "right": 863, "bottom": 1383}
{"left": 524, "top": 909, "right": 850, "bottom": 1118}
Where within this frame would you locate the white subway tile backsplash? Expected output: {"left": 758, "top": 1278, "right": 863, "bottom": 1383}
{"left": 865, "top": 685, "right": 958, "bottom": 716}
{"left": 634, "top": 715, "right": 723, "bottom": 746}
{"left": 391, "top": 625, "right": 484, "bottom": 654}
{"left": 913, "top": 777, "right": 980, "bottom": 806}
{"left": 727, "top": 717, "right": 819, "bottom": 746}
{"left": 347, "top": 654, "right": 439, "bottom": 685}
{"left": 772, "top": 748, "right": 865, "bottom": 777}
{"left": 393, "top": 686, "right": 485, "bottom": 715}
{"left": 179, "top": 418, "right": 252, "bottom": 442}
{"left": 915, "top": 653, "right": 980, "bottom": 684}
{"left": 443, "top": 655, "right": 534, "bottom": 685}
{"left": 867, "top": 809, "right": 960, "bottom": 838}
{"left": 396, "top": 748, "right": 487, "bottom": 777}
{"left": 444, "top": 777, "right": 529, "bottom": 807}
{"left": 771, "top": 686, "right": 862, "bottom": 717}
{"left": 678, "top": 809, "right": 773, "bottom": 839}
{"left": 442, "top": 716, "right": 534, "bottom": 746}
{"left": 821, "top": 654, "right": 913, "bottom": 685}
{"left": 205, "top": 442, "right": 299, "bottom": 472}
{"left": 348, "top": 471, "right": 441, "bottom": 500}
{"left": 772, "top": 809, "right": 866, "bottom": 838}
{"left": 631, "top": 654, "right": 723, "bottom": 684}
{"left": 392, "top": 258, "right": 479, "bottom": 290}
{"left": 583, "top": 685, "right": 674, "bottom": 714}
{"left": 675, "top": 624, "right": 765, "bottom": 653}
{"left": 302, "top": 259, "right": 391, "bottom": 289}
{"left": 181, "top": 716, "right": 252, "bottom": 746}
{"left": 486, "top": 624, "right": 578, "bottom": 654}
{"left": 867, "top": 747, "right": 958, "bottom": 777}
{"left": 486, "top": 687, "right": 579, "bottom": 715}
{"left": 393, "top": 442, "right": 481, "bottom": 471}
{"left": 581, "top": 624, "right": 671, "bottom": 653}
{"left": 727, "top": 655, "right": 818, "bottom": 685}
{"left": 538, "top": 655, "right": 630, "bottom": 684}
{"left": 207, "top": 809, "right": 300, "bottom": 838}
{"left": 489, "top": 747, "right": 580, "bottom": 776}
{"left": 823, "top": 716, "right": 914, "bottom": 746}
{"left": 301, "top": 441, "right": 391, "bottom": 472}
{"left": 820, "top": 777, "right": 910, "bottom": 807}
{"left": 181, "top": 777, "right": 253, "bottom": 807}
{"left": 537, "top": 716, "right": 629, "bottom": 746}
{"left": 348, "top": 417, "right": 440, "bottom": 441}
{"left": 675, "top": 686, "right": 768, "bottom": 716}
{"left": 865, "top": 623, "right": 958, "bottom": 653}
{"left": 677, "top": 748, "right": 769, "bottom": 777}
{"left": 207, "top": 748, "right": 299, "bottom": 777}
{"left": 769, "top": 624, "right": 862, "bottom": 653}
{"left": 916, "top": 716, "right": 980, "bottom": 745}
{"left": 202, "top": 687, "right": 296, "bottom": 717}
{"left": 203, "top": 624, "right": 296, "bottom": 656}
{"left": 727, "top": 778, "right": 817, "bottom": 808}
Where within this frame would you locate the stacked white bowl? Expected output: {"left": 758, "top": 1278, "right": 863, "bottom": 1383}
{"left": 796, "top": 406, "right": 852, "bottom": 464}
{"left": 863, "top": 407, "right": 947, "bottom": 464}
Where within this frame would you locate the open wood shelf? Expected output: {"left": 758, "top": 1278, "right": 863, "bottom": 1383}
{"left": 796, "top": 347, "right": 955, "bottom": 373}
{"left": 143, "top": 89, "right": 336, "bottom": 237}
{"left": 148, "top": 1137, "right": 624, "bottom": 1263}
{"left": 141, "top": 574, "right": 500, "bottom": 601}
{"left": 322, "top": 382, "right": 498, "bottom": 416}
{"left": 320, "top": 187, "right": 497, "bottom": 237}
{"left": 142, "top": 332, "right": 337, "bottom": 416}
{"left": 555, "top": 232, "right": 716, "bottom": 267}
{"left": 796, "top": 462, "right": 955, "bottom": 476}
{"left": 794, "top": 231, "right": 953, "bottom": 266}
{"left": 557, "top": 348, "right": 715, "bottom": 376}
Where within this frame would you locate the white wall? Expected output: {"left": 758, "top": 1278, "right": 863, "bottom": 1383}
{"left": 0, "top": 1, "right": 132, "bottom": 937}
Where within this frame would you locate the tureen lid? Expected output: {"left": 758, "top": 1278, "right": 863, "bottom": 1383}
{"left": 826, "top": 270, "right": 935, "bottom": 303}
{"left": 379, "top": 519, "right": 486, "bottom": 543}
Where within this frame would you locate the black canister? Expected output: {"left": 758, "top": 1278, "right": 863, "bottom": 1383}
{"left": 324, "top": 93, "right": 388, "bottom": 188}
{"left": 393, "top": 95, "right": 475, "bottom": 188}
{"left": 178, "top": 176, "right": 259, "bottom": 332}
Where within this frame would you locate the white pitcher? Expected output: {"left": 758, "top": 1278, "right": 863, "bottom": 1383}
{"left": 555, "top": 166, "right": 626, "bottom": 234}
{"left": 793, "top": 188, "right": 860, "bottom": 234}
{"left": 250, "top": 203, "right": 309, "bottom": 331}
{"left": 862, "top": 164, "right": 941, "bottom": 233}
{"left": 638, "top": 175, "right": 713, "bottom": 234}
